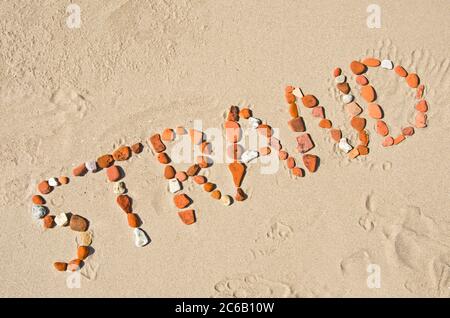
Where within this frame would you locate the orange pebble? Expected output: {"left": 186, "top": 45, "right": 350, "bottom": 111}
{"left": 393, "top": 135, "right": 406, "bottom": 145}
{"left": 239, "top": 108, "right": 252, "bottom": 119}
{"left": 406, "top": 73, "right": 420, "bottom": 88}
{"left": 178, "top": 209, "right": 196, "bottom": 225}
{"left": 228, "top": 162, "right": 246, "bottom": 188}
{"left": 356, "top": 75, "right": 369, "bottom": 86}
{"left": 278, "top": 151, "right": 288, "bottom": 160}
{"left": 376, "top": 120, "right": 389, "bottom": 136}
{"left": 32, "top": 195, "right": 45, "bottom": 205}
{"left": 357, "top": 145, "right": 369, "bottom": 155}
{"left": 112, "top": 146, "right": 131, "bottom": 161}
{"left": 286, "top": 157, "right": 295, "bottom": 169}
{"left": 368, "top": 103, "right": 383, "bottom": 119}
{"left": 359, "top": 130, "right": 369, "bottom": 146}
{"left": 211, "top": 190, "right": 221, "bottom": 200}
{"left": 189, "top": 129, "right": 204, "bottom": 145}
{"left": 292, "top": 167, "right": 304, "bottom": 177}
{"left": 337, "top": 82, "right": 350, "bottom": 94}
{"left": 289, "top": 103, "right": 299, "bottom": 118}
{"left": 157, "top": 152, "right": 170, "bottom": 164}
{"left": 193, "top": 175, "right": 207, "bottom": 184}
{"left": 302, "top": 154, "right": 319, "bottom": 172}
{"left": 58, "top": 176, "right": 69, "bottom": 185}
{"left": 131, "top": 142, "right": 143, "bottom": 154}
{"left": 43, "top": 215, "right": 55, "bottom": 229}
{"left": 394, "top": 65, "right": 408, "bottom": 77}
{"left": 301, "top": 95, "right": 318, "bottom": 108}
{"left": 402, "top": 127, "right": 415, "bottom": 136}
{"left": 77, "top": 246, "right": 89, "bottom": 260}
{"left": 224, "top": 120, "right": 242, "bottom": 143}
{"left": 259, "top": 146, "right": 271, "bottom": 156}
{"left": 257, "top": 124, "right": 272, "bottom": 138}
{"left": 415, "top": 100, "right": 428, "bottom": 112}
{"left": 350, "top": 116, "right": 366, "bottom": 132}
{"left": 164, "top": 165, "right": 176, "bottom": 179}
{"left": 161, "top": 128, "right": 175, "bottom": 142}
{"left": 416, "top": 84, "right": 425, "bottom": 99}
{"left": 53, "top": 262, "right": 68, "bottom": 272}
{"left": 68, "top": 259, "right": 83, "bottom": 272}
{"left": 360, "top": 85, "right": 376, "bottom": 103}
{"left": 415, "top": 112, "right": 427, "bottom": 128}
{"left": 203, "top": 182, "right": 216, "bottom": 192}
{"left": 127, "top": 213, "right": 140, "bottom": 228}
{"left": 173, "top": 193, "right": 191, "bottom": 209}
{"left": 382, "top": 136, "right": 394, "bottom": 147}
{"left": 285, "top": 85, "right": 294, "bottom": 94}
{"left": 175, "top": 171, "right": 188, "bottom": 182}
{"left": 348, "top": 148, "right": 360, "bottom": 159}
{"left": 319, "top": 119, "right": 332, "bottom": 129}
{"left": 38, "top": 180, "right": 52, "bottom": 195}
{"left": 285, "top": 92, "right": 296, "bottom": 103}
{"left": 362, "top": 57, "right": 380, "bottom": 67}
{"left": 350, "top": 61, "right": 367, "bottom": 75}
{"left": 333, "top": 67, "right": 342, "bottom": 77}
{"left": 330, "top": 129, "right": 342, "bottom": 142}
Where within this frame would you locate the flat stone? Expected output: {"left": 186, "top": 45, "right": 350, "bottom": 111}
{"left": 296, "top": 133, "right": 314, "bottom": 153}
{"left": 338, "top": 138, "right": 353, "bottom": 153}
{"left": 288, "top": 117, "right": 305, "bottom": 132}
{"left": 113, "top": 181, "right": 127, "bottom": 194}
{"left": 85, "top": 160, "right": 97, "bottom": 172}
{"left": 32, "top": 205, "right": 47, "bottom": 219}
{"left": 342, "top": 94, "right": 354, "bottom": 104}
{"left": 48, "top": 177, "right": 59, "bottom": 187}
{"left": 241, "top": 150, "right": 259, "bottom": 164}
{"left": 168, "top": 178, "right": 181, "bottom": 193}
{"left": 134, "top": 228, "right": 149, "bottom": 247}
{"left": 54, "top": 213, "right": 69, "bottom": 226}
{"left": 381, "top": 59, "right": 394, "bottom": 70}
{"left": 248, "top": 117, "right": 261, "bottom": 129}
{"left": 221, "top": 195, "right": 232, "bottom": 206}
{"left": 335, "top": 75, "right": 346, "bottom": 84}
{"left": 69, "top": 215, "right": 89, "bottom": 232}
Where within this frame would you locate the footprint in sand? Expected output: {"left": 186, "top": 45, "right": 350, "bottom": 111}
{"left": 250, "top": 221, "right": 293, "bottom": 259}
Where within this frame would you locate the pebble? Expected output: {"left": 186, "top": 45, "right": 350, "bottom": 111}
{"left": 402, "top": 127, "right": 415, "bottom": 136}
{"left": 350, "top": 61, "right": 367, "bottom": 75}
{"left": 127, "top": 213, "right": 139, "bottom": 228}
{"left": 116, "top": 194, "right": 132, "bottom": 213}
{"left": 72, "top": 163, "right": 87, "bottom": 177}
{"left": 416, "top": 84, "right": 425, "bottom": 99}
{"left": 357, "top": 145, "right": 369, "bottom": 156}
{"left": 59, "top": 176, "right": 69, "bottom": 185}
{"left": 406, "top": 73, "right": 420, "bottom": 88}
{"left": 319, "top": 119, "right": 332, "bottom": 129}
{"left": 131, "top": 142, "right": 143, "bottom": 154}
{"left": 201, "top": 142, "right": 212, "bottom": 155}
{"left": 149, "top": 134, "right": 166, "bottom": 153}
{"left": 97, "top": 154, "right": 114, "bottom": 169}
{"left": 221, "top": 195, "right": 232, "bottom": 206}
{"left": 178, "top": 209, "right": 196, "bottom": 225}
{"left": 79, "top": 231, "right": 93, "bottom": 246}
{"left": 356, "top": 75, "right": 369, "bottom": 86}
{"left": 32, "top": 205, "right": 48, "bottom": 219}
{"left": 359, "top": 130, "right": 369, "bottom": 146}
{"left": 113, "top": 181, "right": 127, "bottom": 194}
{"left": 186, "top": 164, "right": 200, "bottom": 176}
{"left": 269, "top": 137, "right": 281, "bottom": 151}
{"left": 393, "top": 134, "right": 406, "bottom": 145}
{"left": 415, "top": 112, "right": 427, "bottom": 128}
{"left": 301, "top": 95, "right": 318, "bottom": 108}
{"left": 286, "top": 157, "right": 295, "bottom": 169}
{"left": 77, "top": 246, "right": 89, "bottom": 260}
{"left": 337, "top": 83, "right": 350, "bottom": 94}
{"left": 342, "top": 94, "right": 354, "bottom": 104}
{"left": 173, "top": 193, "right": 191, "bottom": 209}
{"left": 112, "top": 146, "right": 131, "bottom": 161}
{"left": 278, "top": 150, "right": 288, "bottom": 160}
{"left": 394, "top": 65, "right": 408, "bottom": 77}
{"left": 85, "top": 160, "right": 97, "bottom": 172}
{"left": 350, "top": 116, "right": 366, "bottom": 131}
{"left": 368, "top": 103, "right": 383, "bottom": 119}
{"left": 248, "top": 117, "right": 262, "bottom": 129}
{"left": 176, "top": 126, "right": 187, "bottom": 135}
{"left": 292, "top": 167, "right": 304, "bottom": 177}
{"left": 381, "top": 59, "right": 394, "bottom": 70}
{"left": 193, "top": 175, "right": 207, "bottom": 184}
{"left": 164, "top": 165, "right": 176, "bottom": 179}
{"left": 168, "top": 178, "right": 182, "bottom": 193}
{"left": 335, "top": 75, "right": 346, "bottom": 84}
{"left": 68, "top": 259, "right": 82, "bottom": 272}
{"left": 241, "top": 150, "right": 259, "bottom": 164}
{"left": 227, "top": 106, "right": 240, "bottom": 121}
{"left": 239, "top": 108, "right": 252, "bottom": 119}
{"left": 259, "top": 146, "right": 271, "bottom": 156}
{"left": 360, "top": 85, "right": 376, "bottom": 102}
{"left": 345, "top": 102, "right": 362, "bottom": 116}
{"left": 32, "top": 195, "right": 45, "bottom": 205}
{"left": 161, "top": 128, "right": 175, "bottom": 142}
{"left": 36, "top": 182, "right": 49, "bottom": 199}
{"left": 257, "top": 124, "right": 272, "bottom": 138}
{"left": 53, "top": 262, "right": 67, "bottom": 272}
{"left": 228, "top": 162, "right": 246, "bottom": 187}
{"left": 106, "top": 165, "right": 121, "bottom": 182}
{"left": 189, "top": 129, "right": 204, "bottom": 145}
{"left": 288, "top": 117, "right": 305, "bottom": 132}
{"left": 203, "top": 182, "right": 216, "bottom": 192}
{"left": 376, "top": 120, "right": 389, "bottom": 136}
{"left": 69, "top": 215, "right": 89, "bottom": 232}
{"left": 48, "top": 177, "right": 59, "bottom": 187}
{"left": 227, "top": 144, "right": 244, "bottom": 161}
{"left": 224, "top": 120, "right": 242, "bottom": 143}
{"left": 54, "top": 213, "right": 69, "bottom": 226}
{"left": 197, "top": 156, "right": 211, "bottom": 168}
{"left": 312, "top": 106, "right": 325, "bottom": 118}
{"left": 285, "top": 92, "right": 295, "bottom": 104}
{"left": 382, "top": 136, "right": 394, "bottom": 147}
{"left": 296, "top": 134, "right": 315, "bottom": 153}
{"left": 338, "top": 138, "right": 353, "bottom": 153}
{"left": 330, "top": 129, "right": 342, "bottom": 142}
{"left": 157, "top": 152, "right": 171, "bottom": 164}
{"left": 302, "top": 154, "right": 319, "bottom": 173}
{"left": 175, "top": 171, "right": 188, "bottom": 182}
{"left": 416, "top": 100, "right": 429, "bottom": 113}
{"left": 333, "top": 67, "right": 342, "bottom": 77}
{"left": 134, "top": 228, "right": 149, "bottom": 247}
{"left": 235, "top": 188, "right": 247, "bottom": 201}
{"left": 348, "top": 148, "right": 360, "bottom": 159}
{"left": 289, "top": 103, "right": 299, "bottom": 118}
{"left": 292, "top": 87, "right": 303, "bottom": 98}
{"left": 362, "top": 57, "right": 380, "bottom": 67}
{"left": 211, "top": 190, "right": 221, "bottom": 200}
{"left": 43, "top": 215, "right": 55, "bottom": 228}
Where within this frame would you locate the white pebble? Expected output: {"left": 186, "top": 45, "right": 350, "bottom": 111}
{"left": 381, "top": 59, "right": 394, "bottom": 70}
{"left": 85, "top": 160, "right": 97, "bottom": 172}
{"left": 48, "top": 177, "right": 59, "bottom": 187}
{"left": 248, "top": 117, "right": 262, "bottom": 129}
{"left": 134, "top": 228, "right": 149, "bottom": 247}
{"left": 342, "top": 94, "right": 354, "bottom": 104}
{"left": 292, "top": 87, "right": 303, "bottom": 97}
{"left": 168, "top": 178, "right": 181, "bottom": 193}
{"left": 338, "top": 138, "right": 353, "bottom": 153}
{"left": 221, "top": 195, "right": 232, "bottom": 206}
{"left": 335, "top": 75, "right": 346, "bottom": 84}
{"left": 241, "top": 150, "right": 259, "bottom": 163}
{"left": 113, "top": 181, "right": 126, "bottom": 194}
{"left": 54, "top": 213, "right": 69, "bottom": 226}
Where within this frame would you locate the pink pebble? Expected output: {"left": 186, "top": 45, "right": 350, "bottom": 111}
{"left": 312, "top": 106, "right": 325, "bottom": 118}
{"left": 106, "top": 165, "right": 121, "bottom": 182}
{"left": 382, "top": 136, "right": 394, "bottom": 147}
{"left": 296, "top": 133, "right": 315, "bottom": 153}
{"left": 356, "top": 75, "right": 369, "bottom": 86}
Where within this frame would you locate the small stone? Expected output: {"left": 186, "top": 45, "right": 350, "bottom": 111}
{"left": 235, "top": 188, "right": 247, "bottom": 201}
{"left": 69, "top": 215, "right": 89, "bottom": 232}
{"left": 106, "top": 165, "right": 121, "bottom": 182}
{"left": 112, "top": 146, "right": 131, "bottom": 161}
{"left": 350, "top": 61, "right": 367, "bottom": 75}
{"left": 376, "top": 120, "right": 389, "bottom": 136}
{"left": 32, "top": 195, "right": 45, "bottom": 205}
{"left": 301, "top": 95, "right": 318, "bottom": 108}
{"left": 149, "top": 134, "right": 166, "bottom": 153}
{"left": 78, "top": 231, "right": 93, "bottom": 246}
{"left": 203, "top": 182, "right": 216, "bottom": 192}
{"left": 241, "top": 150, "right": 259, "bottom": 164}
{"left": 176, "top": 126, "right": 187, "bottom": 135}
{"left": 157, "top": 152, "right": 171, "bottom": 164}
{"left": 72, "top": 163, "right": 87, "bottom": 177}
{"left": 178, "top": 210, "right": 196, "bottom": 225}
{"left": 201, "top": 142, "right": 212, "bottom": 155}
{"left": 292, "top": 167, "right": 304, "bottom": 177}
{"left": 48, "top": 177, "right": 59, "bottom": 187}
{"left": 406, "top": 73, "right": 420, "bottom": 88}
{"left": 85, "top": 160, "right": 97, "bottom": 172}
{"left": 381, "top": 59, "right": 394, "bottom": 70}
{"left": 393, "top": 134, "right": 406, "bottom": 145}
{"left": 221, "top": 195, "right": 232, "bottom": 206}
{"left": 359, "top": 130, "right": 369, "bottom": 146}
{"left": 319, "top": 119, "right": 332, "bottom": 129}
{"left": 394, "top": 65, "right": 408, "bottom": 77}
{"left": 288, "top": 117, "right": 306, "bottom": 132}
{"left": 278, "top": 151, "right": 288, "bottom": 160}
{"left": 257, "top": 124, "right": 272, "bottom": 138}
{"left": 362, "top": 57, "right": 380, "bottom": 67}
{"left": 32, "top": 205, "right": 47, "bottom": 219}
{"left": 259, "top": 146, "right": 271, "bottom": 156}
{"left": 248, "top": 117, "right": 262, "bottom": 129}
{"left": 228, "top": 162, "right": 246, "bottom": 187}
{"left": 333, "top": 67, "right": 342, "bottom": 77}
{"left": 54, "top": 213, "right": 69, "bottom": 226}
{"left": 330, "top": 129, "right": 342, "bottom": 142}
{"left": 127, "top": 213, "right": 140, "bottom": 228}
{"left": 134, "top": 228, "right": 149, "bottom": 247}
{"left": 164, "top": 165, "right": 176, "bottom": 179}
{"left": 285, "top": 92, "right": 295, "bottom": 103}
{"left": 286, "top": 157, "right": 295, "bottom": 169}
{"left": 97, "top": 154, "right": 114, "bottom": 169}
{"left": 285, "top": 85, "right": 294, "bottom": 93}
{"left": 357, "top": 145, "right": 369, "bottom": 156}
{"left": 113, "top": 181, "right": 127, "bottom": 194}
{"left": 175, "top": 171, "right": 188, "bottom": 182}
{"left": 337, "top": 82, "right": 350, "bottom": 94}
{"left": 269, "top": 137, "right": 282, "bottom": 151}
{"left": 186, "top": 164, "right": 200, "bottom": 176}
{"left": 348, "top": 148, "right": 360, "bottom": 159}
{"left": 345, "top": 102, "right": 362, "bottom": 116}
{"left": 227, "top": 106, "right": 240, "bottom": 121}
{"left": 382, "top": 136, "right": 394, "bottom": 147}
{"left": 296, "top": 133, "right": 315, "bottom": 153}
{"left": 339, "top": 138, "right": 353, "bottom": 153}
{"left": 342, "top": 94, "right": 354, "bottom": 104}
{"left": 239, "top": 108, "right": 252, "bottom": 119}
{"left": 360, "top": 85, "right": 376, "bottom": 102}
{"left": 356, "top": 75, "right": 369, "bottom": 86}
{"left": 224, "top": 120, "right": 242, "bottom": 143}
{"left": 416, "top": 84, "right": 425, "bottom": 99}
{"left": 335, "top": 75, "right": 346, "bottom": 84}
{"left": 302, "top": 154, "right": 319, "bottom": 173}
{"left": 58, "top": 176, "right": 69, "bottom": 185}
{"left": 77, "top": 246, "right": 89, "bottom": 260}
{"left": 53, "top": 262, "right": 68, "bottom": 272}
{"left": 161, "top": 128, "right": 175, "bottom": 142}
{"left": 312, "top": 106, "right": 325, "bottom": 118}
{"left": 350, "top": 116, "right": 366, "bottom": 131}
{"left": 131, "top": 143, "right": 143, "bottom": 154}
{"left": 193, "top": 175, "right": 207, "bottom": 185}
{"left": 368, "top": 103, "right": 383, "bottom": 119}
{"left": 288, "top": 103, "right": 299, "bottom": 118}
{"left": 168, "top": 178, "right": 181, "bottom": 193}
{"left": 116, "top": 194, "right": 132, "bottom": 213}
{"left": 415, "top": 112, "right": 427, "bottom": 128}
{"left": 189, "top": 129, "right": 204, "bottom": 145}
{"left": 211, "top": 190, "right": 221, "bottom": 200}
{"left": 292, "top": 87, "right": 303, "bottom": 97}
{"left": 43, "top": 215, "right": 55, "bottom": 228}
{"left": 402, "top": 127, "right": 415, "bottom": 136}
{"left": 415, "top": 100, "right": 428, "bottom": 113}
{"left": 173, "top": 193, "right": 191, "bottom": 209}
{"left": 68, "top": 259, "right": 83, "bottom": 272}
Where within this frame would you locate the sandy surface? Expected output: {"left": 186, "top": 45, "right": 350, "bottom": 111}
{"left": 1, "top": 0, "right": 449, "bottom": 297}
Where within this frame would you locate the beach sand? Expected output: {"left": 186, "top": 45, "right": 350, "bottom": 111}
{"left": 1, "top": 0, "right": 449, "bottom": 297}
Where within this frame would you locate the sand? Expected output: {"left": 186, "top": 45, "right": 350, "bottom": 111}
{"left": 1, "top": 0, "right": 449, "bottom": 297}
